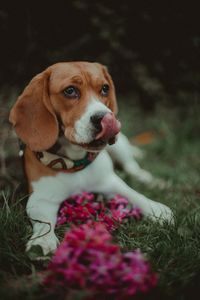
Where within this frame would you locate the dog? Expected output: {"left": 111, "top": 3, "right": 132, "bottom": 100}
{"left": 9, "top": 62, "right": 173, "bottom": 255}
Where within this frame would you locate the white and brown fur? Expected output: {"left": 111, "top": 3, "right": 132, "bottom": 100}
{"left": 9, "top": 62, "right": 173, "bottom": 255}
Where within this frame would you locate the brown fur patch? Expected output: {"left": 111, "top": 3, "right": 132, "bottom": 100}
{"left": 24, "top": 147, "right": 57, "bottom": 191}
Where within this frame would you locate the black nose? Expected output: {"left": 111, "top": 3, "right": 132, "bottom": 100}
{"left": 90, "top": 112, "right": 106, "bottom": 131}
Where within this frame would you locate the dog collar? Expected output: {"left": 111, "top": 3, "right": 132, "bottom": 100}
{"left": 18, "top": 136, "right": 99, "bottom": 173}
{"left": 35, "top": 150, "right": 98, "bottom": 173}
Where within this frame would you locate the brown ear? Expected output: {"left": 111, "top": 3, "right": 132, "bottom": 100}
{"left": 9, "top": 70, "right": 59, "bottom": 151}
{"left": 102, "top": 65, "right": 118, "bottom": 115}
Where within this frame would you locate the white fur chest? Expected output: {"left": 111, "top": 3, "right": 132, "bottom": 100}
{"left": 31, "top": 150, "right": 113, "bottom": 204}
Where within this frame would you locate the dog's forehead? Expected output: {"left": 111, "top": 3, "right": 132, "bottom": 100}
{"left": 49, "top": 62, "right": 105, "bottom": 87}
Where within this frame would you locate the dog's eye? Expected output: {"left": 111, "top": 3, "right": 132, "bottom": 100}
{"left": 63, "top": 86, "right": 79, "bottom": 99}
{"left": 101, "top": 84, "right": 109, "bottom": 96}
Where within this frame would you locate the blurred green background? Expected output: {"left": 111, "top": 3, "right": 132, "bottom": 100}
{"left": 1, "top": 1, "right": 200, "bottom": 108}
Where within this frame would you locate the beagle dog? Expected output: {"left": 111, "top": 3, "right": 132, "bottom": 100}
{"left": 9, "top": 62, "right": 173, "bottom": 255}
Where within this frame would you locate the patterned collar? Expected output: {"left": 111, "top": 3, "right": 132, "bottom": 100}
{"left": 18, "top": 135, "right": 99, "bottom": 173}
{"left": 35, "top": 150, "right": 98, "bottom": 173}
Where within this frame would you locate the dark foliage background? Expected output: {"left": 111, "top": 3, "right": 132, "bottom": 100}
{"left": 1, "top": 0, "right": 200, "bottom": 109}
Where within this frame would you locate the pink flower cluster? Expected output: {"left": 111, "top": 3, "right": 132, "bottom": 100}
{"left": 44, "top": 222, "right": 157, "bottom": 299}
{"left": 57, "top": 192, "right": 142, "bottom": 231}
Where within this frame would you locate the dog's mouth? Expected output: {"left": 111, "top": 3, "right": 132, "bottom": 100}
{"left": 81, "top": 135, "right": 118, "bottom": 152}
{"left": 62, "top": 113, "right": 121, "bottom": 152}
{"left": 82, "top": 113, "right": 121, "bottom": 151}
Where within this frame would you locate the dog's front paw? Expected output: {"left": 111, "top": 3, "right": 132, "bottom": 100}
{"left": 132, "top": 146, "right": 145, "bottom": 159}
{"left": 26, "top": 233, "right": 59, "bottom": 258}
{"left": 144, "top": 200, "right": 174, "bottom": 224}
{"left": 148, "top": 178, "right": 172, "bottom": 189}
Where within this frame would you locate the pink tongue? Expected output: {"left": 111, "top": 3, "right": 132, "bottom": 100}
{"left": 95, "top": 113, "right": 121, "bottom": 141}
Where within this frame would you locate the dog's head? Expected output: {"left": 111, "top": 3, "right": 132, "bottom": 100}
{"left": 9, "top": 62, "right": 121, "bottom": 151}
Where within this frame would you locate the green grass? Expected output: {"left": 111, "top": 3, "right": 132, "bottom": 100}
{"left": 1, "top": 96, "right": 200, "bottom": 299}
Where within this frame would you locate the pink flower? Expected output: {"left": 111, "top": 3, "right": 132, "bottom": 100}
{"left": 44, "top": 222, "right": 157, "bottom": 299}
{"left": 57, "top": 192, "right": 142, "bottom": 230}
{"left": 50, "top": 193, "right": 152, "bottom": 298}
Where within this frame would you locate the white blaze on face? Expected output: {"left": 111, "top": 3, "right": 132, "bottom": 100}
{"left": 74, "top": 97, "right": 111, "bottom": 144}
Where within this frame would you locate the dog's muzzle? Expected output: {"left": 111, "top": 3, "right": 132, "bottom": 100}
{"left": 90, "top": 112, "right": 121, "bottom": 146}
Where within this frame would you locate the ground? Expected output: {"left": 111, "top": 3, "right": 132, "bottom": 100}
{"left": 0, "top": 90, "right": 200, "bottom": 300}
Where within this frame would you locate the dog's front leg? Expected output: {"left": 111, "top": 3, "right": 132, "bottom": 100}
{"left": 97, "top": 173, "right": 173, "bottom": 223}
{"left": 26, "top": 193, "right": 60, "bottom": 256}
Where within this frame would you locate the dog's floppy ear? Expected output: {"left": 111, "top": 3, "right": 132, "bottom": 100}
{"left": 9, "top": 70, "right": 59, "bottom": 151}
{"left": 102, "top": 65, "right": 118, "bottom": 115}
